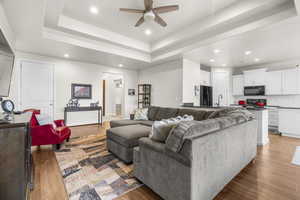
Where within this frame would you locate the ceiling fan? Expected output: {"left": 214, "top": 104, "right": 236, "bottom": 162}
{"left": 120, "top": 0, "right": 179, "bottom": 27}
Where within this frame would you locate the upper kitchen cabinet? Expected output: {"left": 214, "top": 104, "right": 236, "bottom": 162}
{"left": 243, "top": 68, "right": 267, "bottom": 86}
{"left": 200, "top": 70, "right": 211, "bottom": 86}
{"left": 265, "top": 68, "right": 299, "bottom": 95}
{"left": 266, "top": 70, "right": 282, "bottom": 95}
{"left": 232, "top": 75, "right": 244, "bottom": 96}
{"left": 282, "top": 68, "right": 299, "bottom": 95}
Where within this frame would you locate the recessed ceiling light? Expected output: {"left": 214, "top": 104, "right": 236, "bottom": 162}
{"left": 145, "top": 29, "right": 152, "bottom": 36}
{"left": 214, "top": 49, "right": 221, "bottom": 54}
{"left": 64, "top": 54, "right": 69, "bottom": 58}
{"left": 245, "top": 51, "right": 252, "bottom": 55}
{"left": 90, "top": 6, "right": 99, "bottom": 15}
{"left": 210, "top": 59, "right": 215, "bottom": 62}
{"left": 222, "top": 64, "right": 227, "bottom": 67}
{"left": 118, "top": 64, "right": 124, "bottom": 67}
{"left": 254, "top": 58, "right": 260, "bottom": 62}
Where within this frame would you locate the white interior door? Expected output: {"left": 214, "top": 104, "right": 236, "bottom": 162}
{"left": 20, "top": 61, "right": 54, "bottom": 120}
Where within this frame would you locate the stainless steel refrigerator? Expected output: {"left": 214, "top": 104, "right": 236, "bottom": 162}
{"left": 200, "top": 86, "right": 213, "bottom": 107}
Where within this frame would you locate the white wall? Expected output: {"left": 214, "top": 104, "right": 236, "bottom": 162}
{"left": 0, "top": 2, "right": 15, "bottom": 51}
{"left": 5, "top": 52, "right": 138, "bottom": 124}
{"left": 138, "top": 60, "right": 183, "bottom": 107}
{"left": 182, "top": 59, "right": 201, "bottom": 106}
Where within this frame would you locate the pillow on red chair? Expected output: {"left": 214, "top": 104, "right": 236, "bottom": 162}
{"left": 36, "top": 114, "right": 57, "bottom": 128}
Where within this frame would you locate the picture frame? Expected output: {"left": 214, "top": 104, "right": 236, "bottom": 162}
{"left": 128, "top": 89, "right": 135, "bottom": 96}
{"left": 71, "top": 83, "right": 92, "bottom": 99}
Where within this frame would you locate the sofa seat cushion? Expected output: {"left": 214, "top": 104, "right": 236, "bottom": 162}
{"left": 155, "top": 107, "right": 179, "bottom": 121}
{"left": 110, "top": 120, "right": 142, "bottom": 128}
{"left": 107, "top": 125, "right": 151, "bottom": 148}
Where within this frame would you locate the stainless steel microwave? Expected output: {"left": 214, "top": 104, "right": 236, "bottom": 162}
{"left": 244, "top": 86, "right": 265, "bottom": 96}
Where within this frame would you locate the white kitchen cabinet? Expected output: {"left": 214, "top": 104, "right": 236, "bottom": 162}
{"left": 200, "top": 70, "right": 211, "bottom": 86}
{"left": 282, "top": 68, "right": 299, "bottom": 95}
{"left": 249, "top": 109, "right": 269, "bottom": 146}
{"left": 232, "top": 75, "right": 244, "bottom": 96}
{"left": 266, "top": 71, "right": 282, "bottom": 95}
{"left": 243, "top": 68, "right": 267, "bottom": 86}
{"left": 267, "top": 107, "right": 279, "bottom": 132}
{"left": 279, "top": 109, "right": 300, "bottom": 138}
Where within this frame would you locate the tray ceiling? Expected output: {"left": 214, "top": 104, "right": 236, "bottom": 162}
{"left": 2, "top": 0, "right": 299, "bottom": 69}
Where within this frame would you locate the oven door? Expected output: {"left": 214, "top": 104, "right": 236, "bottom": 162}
{"left": 244, "top": 86, "right": 265, "bottom": 96}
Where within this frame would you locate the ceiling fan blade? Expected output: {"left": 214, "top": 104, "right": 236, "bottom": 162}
{"left": 144, "top": 0, "right": 153, "bottom": 11}
{"left": 120, "top": 8, "right": 145, "bottom": 13}
{"left": 153, "top": 12, "right": 167, "bottom": 27}
{"left": 135, "top": 16, "right": 145, "bottom": 27}
{"left": 153, "top": 5, "right": 179, "bottom": 14}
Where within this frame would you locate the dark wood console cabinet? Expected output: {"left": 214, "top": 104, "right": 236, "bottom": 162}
{"left": 0, "top": 113, "right": 33, "bottom": 200}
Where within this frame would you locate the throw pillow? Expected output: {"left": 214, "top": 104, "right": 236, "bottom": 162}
{"left": 35, "top": 114, "right": 52, "bottom": 126}
{"left": 149, "top": 115, "right": 194, "bottom": 142}
{"left": 134, "top": 108, "right": 148, "bottom": 120}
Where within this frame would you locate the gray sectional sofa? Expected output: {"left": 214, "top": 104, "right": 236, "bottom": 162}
{"left": 107, "top": 106, "right": 258, "bottom": 200}
{"left": 108, "top": 106, "right": 214, "bottom": 163}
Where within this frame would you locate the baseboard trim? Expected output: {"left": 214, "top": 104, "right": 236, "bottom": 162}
{"left": 68, "top": 123, "right": 103, "bottom": 128}
{"left": 282, "top": 133, "right": 300, "bottom": 139}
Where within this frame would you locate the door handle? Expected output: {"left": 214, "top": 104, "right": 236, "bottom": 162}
{"left": 50, "top": 104, "right": 53, "bottom": 106}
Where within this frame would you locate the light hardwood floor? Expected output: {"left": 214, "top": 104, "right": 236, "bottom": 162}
{"left": 30, "top": 122, "right": 300, "bottom": 200}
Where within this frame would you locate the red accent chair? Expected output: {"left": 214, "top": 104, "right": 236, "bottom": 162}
{"left": 25, "top": 109, "right": 71, "bottom": 149}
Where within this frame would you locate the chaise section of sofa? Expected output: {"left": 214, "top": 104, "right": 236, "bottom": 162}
{"left": 134, "top": 118, "right": 258, "bottom": 200}
{"left": 107, "top": 124, "right": 151, "bottom": 163}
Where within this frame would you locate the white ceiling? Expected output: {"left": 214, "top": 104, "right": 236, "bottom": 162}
{"left": 184, "top": 16, "right": 300, "bottom": 68}
{"left": 62, "top": 0, "right": 239, "bottom": 42}
{"left": 1, "top": 0, "right": 300, "bottom": 70}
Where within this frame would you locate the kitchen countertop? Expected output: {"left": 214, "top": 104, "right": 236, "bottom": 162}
{"left": 180, "top": 106, "right": 220, "bottom": 111}
{"left": 230, "top": 104, "right": 267, "bottom": 111}
{"left": 266, "top": 105, "right": 300, "bottom": 110}
{"left": 182, "top": 105, "right": 267, "bottom": 111}
{"left": 231, "top": 104, "right": 300, "bottom": 110}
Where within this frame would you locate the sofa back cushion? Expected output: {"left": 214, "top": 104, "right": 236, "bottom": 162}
{"left": 177, "top": 109, "right": 209, "bottom": 121}
{"left": 147, "top": 106, "right": 160, "bottom": 121}
{"left": 207, "top": 107, "right": 254, "bottom": 120}
{"left": 165, "top": 109, "right": 253, "bottom": 153}
{"left": 155, "top": 107, "right": 179, "bottom": 121}
{"left": 207, "top": 107, "right": 239, "bottom": 119}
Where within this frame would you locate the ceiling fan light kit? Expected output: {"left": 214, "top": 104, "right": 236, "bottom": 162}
{"left": 144, "top": 11, "right": 155, "bottom": 21}
{"left": 120, "top": 0, "right": 179, "bottom": 27}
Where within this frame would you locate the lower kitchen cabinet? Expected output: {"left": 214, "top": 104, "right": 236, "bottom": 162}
{"left": 279, "top": 108, "right": 300, "bottom": 138}
{"left": 249, "top": 109, "right": 269, "bottom": 146}
{"left": 267, "top": 107, "right": 279, "bottom": 132}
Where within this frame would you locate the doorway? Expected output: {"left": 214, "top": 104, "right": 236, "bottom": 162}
{"left": 20, "top": 61, "right": 54, "bottom": 120}
{"left": 101, "top": 72, "right": 124, "bottom": 121}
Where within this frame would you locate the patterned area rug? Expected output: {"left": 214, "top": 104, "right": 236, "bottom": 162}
{"left": 55, "top": 134, "right": 142, "bottom": 200}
